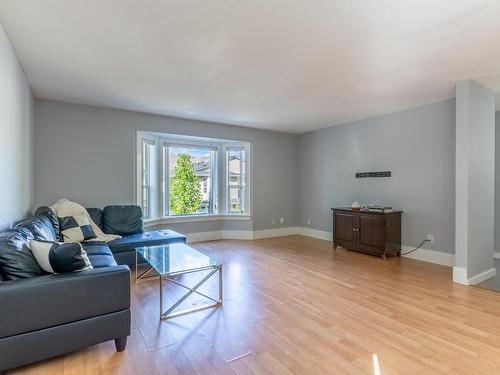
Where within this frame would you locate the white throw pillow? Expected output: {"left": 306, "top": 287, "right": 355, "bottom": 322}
{"left": 30, "top": 240, "right": 93, "bottom": 274}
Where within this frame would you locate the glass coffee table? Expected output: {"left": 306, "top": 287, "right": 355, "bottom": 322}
{"left": 135, "top": 243, "right": 222, "bottom": 320}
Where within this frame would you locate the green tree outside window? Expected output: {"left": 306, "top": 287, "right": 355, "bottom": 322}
{"left": 169, "top": 153, "right": 202, "bottom": 214}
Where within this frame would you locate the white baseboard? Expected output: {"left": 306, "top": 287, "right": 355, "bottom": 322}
{"left": 468, "top": 268, "right": 496, "bottom": 285}
{"left": 186, "top": 226, "right": 455, "bottom": 269}
{"left": 494, "top": 252, "right": 500, "bottom": 259}
{"left": 453, "top": 267, "right": 496, "bottom": 285}
{"left": 222, "top": 230, "right": 254, "bottom": 240}
{"left": 296, "top": 227, "right": 332, "bottom": 241}
{"left": 253, "top": 227, "right": 300, "bottom": 240}
{"left": 186, "top": 231, "right": 223, "bottom": 243}
{"left": 401, "top": 246, "right": 454, "bottom": 267}
{"left": 186, "top": 227, "right": 299, "bottom": 242}
{"left": 453, "top": 267, "right": 468, "bottom": 284}
{"left": 296, "top": 228, "right": 454, "bottom": 268}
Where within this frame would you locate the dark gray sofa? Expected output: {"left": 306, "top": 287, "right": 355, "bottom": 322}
{"left": 0, "top": 205, "right": 186, "bottom": 373}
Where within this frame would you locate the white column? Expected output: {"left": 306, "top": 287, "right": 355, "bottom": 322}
{"left": 454, "top": 80, "right": 496, "bottom": 285}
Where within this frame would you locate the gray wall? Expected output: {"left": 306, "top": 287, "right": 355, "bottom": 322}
{"left": 496, "top": 112, "right": 500, "bottom": 252}
{"left": 34, "top": 98, "right": 458, "bottom": 247}
{"left": 0, "top": 21, "right": 33, "bottom": 230}
{"left": 298, "top": 99, "right": 455, "bottom": 253}
{"left": 34, "top": 99, "right": 299, "bottom": 232}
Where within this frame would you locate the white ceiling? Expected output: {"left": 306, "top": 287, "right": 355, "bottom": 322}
{"left": 1, "top": 0, "right": 500, "bottom": 133}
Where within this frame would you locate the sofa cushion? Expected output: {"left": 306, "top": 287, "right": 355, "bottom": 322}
{"left": 59, "top": 213, "right": 97, "bottom": 242}
{"left": 34, "top": 206, "right": 61, "bottom": 241}
{"left": 15, "top": 215, "right": 58, "bottom": 242}
{"left": 0, "top": 228, "right": 45, "bottom": 280}
{"left": 30, "top": 240, "right": 93, "bottom": 274}
{"left": 103, "top": 205, "right": 143, "bottom": 235}
{"left": 86, "top": 208, "right": 103, "bottom": 230}
{"left": 81, "top": 242, "right": 117, "bottom": 268}
{"left": 107, "top": 230, "right": 186, "bottom": 254}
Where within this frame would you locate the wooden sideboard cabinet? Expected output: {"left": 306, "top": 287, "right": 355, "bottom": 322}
{"left": 331, "top": 208, "right": 402, "bottom": 258}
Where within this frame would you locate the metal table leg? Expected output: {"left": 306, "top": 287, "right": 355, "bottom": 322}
{"left": 159, "top": 264, "right": 223, "bottom": 320}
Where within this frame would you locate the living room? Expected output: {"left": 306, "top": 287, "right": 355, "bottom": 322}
{"left": 1, "top": 1, "right": 500, "bottom": 374}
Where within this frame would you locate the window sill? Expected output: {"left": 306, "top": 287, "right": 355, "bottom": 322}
{"left": 144, "top": 214, "right": 252, "bottom": 227}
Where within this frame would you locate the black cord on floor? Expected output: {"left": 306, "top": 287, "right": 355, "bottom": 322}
{"left": 400, "top": 239, "right": 431, "bottom": 256}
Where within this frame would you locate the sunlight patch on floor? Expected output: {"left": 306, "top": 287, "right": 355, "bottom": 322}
{"left": 373, "top": 354, "right": 381, "bottom": 375}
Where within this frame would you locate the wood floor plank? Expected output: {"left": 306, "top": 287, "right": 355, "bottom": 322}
{"left": 7, "top": 235, "right": 500, "bottom": 374}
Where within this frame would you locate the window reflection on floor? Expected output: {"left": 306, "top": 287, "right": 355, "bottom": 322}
{"left": 373, "top": 354, "right": 381, "bottom": 375}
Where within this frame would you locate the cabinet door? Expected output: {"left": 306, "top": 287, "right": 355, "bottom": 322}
{"left": 357, "top": 214, "right": 385, "bottom": 254}
{"left": 333, "top": 212, "right": 357, "bottom": 247}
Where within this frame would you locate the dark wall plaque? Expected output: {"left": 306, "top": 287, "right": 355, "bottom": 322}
{"left": 355, "top": 171, "right": 391, "bottom": 178}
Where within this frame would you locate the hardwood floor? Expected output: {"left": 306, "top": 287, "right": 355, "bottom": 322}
{"left": 9, "top": 235, "right": 500, "bottom": 374}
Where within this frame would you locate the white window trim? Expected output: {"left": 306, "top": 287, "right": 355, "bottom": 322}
{"left": 136, "top": 134, "right": 157, "bottom": 219}
{"left": 135, "top": 130, "right": 252, "bottom": 221}
{"left": 143, "top": 214, "right": 252, "bottom": 227}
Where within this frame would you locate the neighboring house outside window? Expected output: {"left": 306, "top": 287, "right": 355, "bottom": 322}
{"left": 202, "top": 177, "right": 208, "bottom": 194}
{"left": 136, "top": 131, "right": 251, "bottom": 221}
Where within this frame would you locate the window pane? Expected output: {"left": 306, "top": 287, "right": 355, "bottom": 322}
{"left": 228, "top": 149, "right": 244, "bottom": 186}
{"left": 227, "top": 148, "right": 246, "bottom": 213}
{"left": 168, "top": 147, "right": 213, "bottom": 215}
{"left": 228, "top": 187, "right": 243, "bottom": 213}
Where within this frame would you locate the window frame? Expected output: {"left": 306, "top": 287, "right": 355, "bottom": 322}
{"left": 135, "top": 131, "right": 252, "bottom": 223}
{"left": 136, "top": 135, "right": 157, "bottom": 220}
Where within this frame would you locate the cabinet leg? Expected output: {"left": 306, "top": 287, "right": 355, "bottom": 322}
{"left": 333, "top": 242, "right": 337, "bottom": 250}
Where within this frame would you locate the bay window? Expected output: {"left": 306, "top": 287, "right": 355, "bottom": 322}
{"left": 136, "top": 131, "right": 251, "bottom": 221}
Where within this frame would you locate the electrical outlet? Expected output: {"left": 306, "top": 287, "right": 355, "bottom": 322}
{"left": 426, "top": 234, "right": 434, "bottom": 244}
{"left": 271, "top": 218, "right": 276, "bottom": 225}
{"left": 307, "top": 217, "right": 311, "bottom": 225}
{"left": 280, "top": 217, "right": 284, "bottom": 224}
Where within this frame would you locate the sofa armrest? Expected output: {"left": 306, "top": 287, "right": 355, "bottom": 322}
{"left": 0, "top": 266, "right": 130, "bottom": 339}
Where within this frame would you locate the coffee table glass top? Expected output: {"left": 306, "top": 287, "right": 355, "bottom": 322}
{"left": 136, "top": 243, "right": 219, "bottom": 276}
